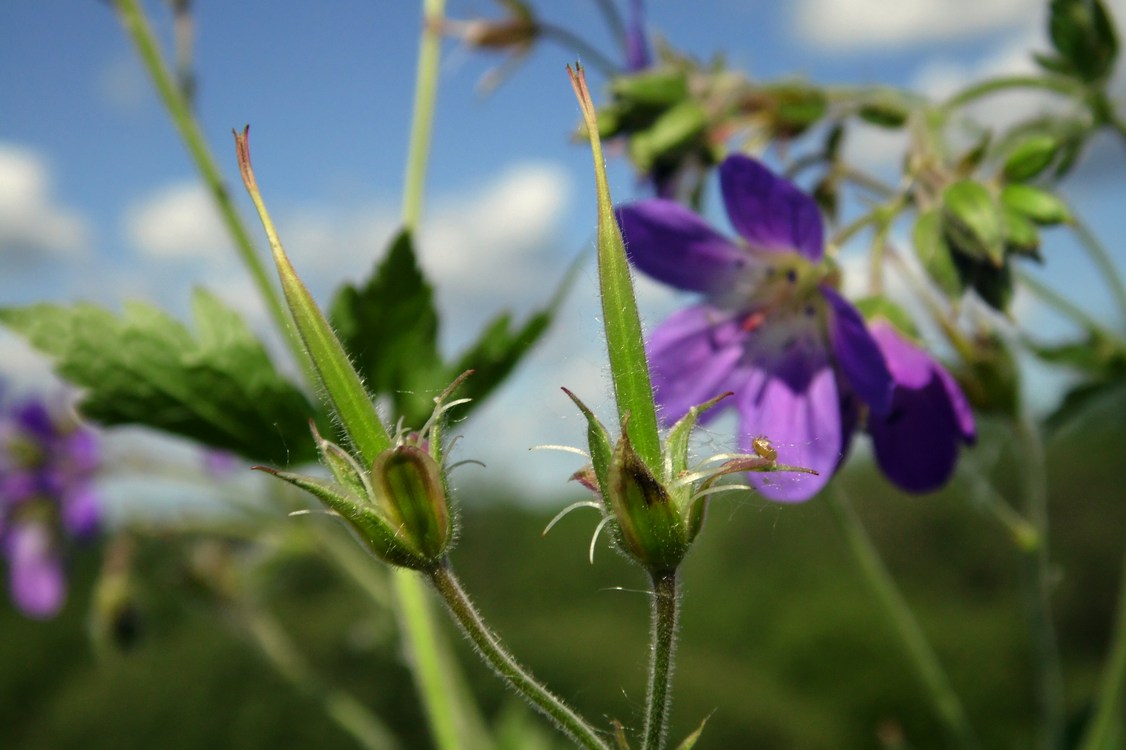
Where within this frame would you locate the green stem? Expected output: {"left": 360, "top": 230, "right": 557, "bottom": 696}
{"left": 1078, "top": 551, "right": 1126, "bottom": 750}
{"left": 828, "top": 488, "right": 978, "bottom": 749}
{"left": 240, "top": 605, "right": 400, "bottom": 750}
{"left": 941, "top": 75, "right": 1082, "bottom": 111}
{"left": 642, "top": 570, "right": 680, "bottom": 750}
{"left": 392, "top": 569, "right": 480, "bottom": 750}
{"left": 1014, "top": 417, "right": 1064, "bottom": 750}
{"left": 112, "top": 0, "right": 305, "bottom": 382}
{"left": 402, "top": 0, "right": 445, "bottom": 231}
{"left": 1071, "top": 216, "right": 1126, "bottom": 329}
{"left": 426, "top": 562, "right": 612, "bottom": 750}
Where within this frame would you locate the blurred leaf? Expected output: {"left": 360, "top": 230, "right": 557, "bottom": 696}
{"left": 628, "top": 100, "right": 708, "bottom": 172}
{"left": 913, "top": 208, "right": 964, "bottom": 297}
{"left": 942, "top": 180, "right": 1005, "bottom": 266}
{"left": 1000, "top": 183, "right": 1072, "bottom": 226}
{"left": 330, "top": 228, "right": 444, "bottom": 424}
{"left": 0, "top": 290, "right": 319, "bottom": 465}
{"left": 1002, "top": 133, "right": 1062, "bottom": 181}
{"left": 1045, "top": 376, "right": 1126, "bottom": 434}
{"left": 956, "top": 331, "right": 1021, "bottom": 416}
{"left": 953, "top": 251, "right": 1015, "bottom": 311}
{"left": 856, "top": 90, "right": 911, "bottom": 128}
{"left": 1027, "top": 330, "right": 1126, "bottom": 376}
{"left": 1043, "top": 0, "right": 1119, "bottom": 83}
{"left": 1001, "top": 206, "right": 1042, "bottom": 259}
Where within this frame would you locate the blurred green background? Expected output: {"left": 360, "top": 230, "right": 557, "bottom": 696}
{"left": 2, "top": 411, "right": 1123, "bottom": 749}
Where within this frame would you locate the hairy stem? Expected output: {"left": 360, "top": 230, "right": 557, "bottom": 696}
{"left": 1077, "top": 551, "right": 1126, "bottom": 750}
{"left": 828, "top": 488, "right": 978, "bottom": 749}
{"left": 642, "top": 570, "right": 680, "bottom": 750}
{"left": 426, "top": 562, "right": 612, "bottom": 750}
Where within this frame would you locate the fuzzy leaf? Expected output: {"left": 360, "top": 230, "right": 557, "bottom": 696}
{"left": 1046, "top": 0, "right": 1119, "bottom": 83}
{"left": 0, "top": 290, "right": 319, "bottom": 466}
{"left": 330, "top": 228, "right": 444, "bottom": 425}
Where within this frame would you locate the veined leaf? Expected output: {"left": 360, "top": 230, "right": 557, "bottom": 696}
{"left": 0, "top": 289, "right": 319, "bottom": 466}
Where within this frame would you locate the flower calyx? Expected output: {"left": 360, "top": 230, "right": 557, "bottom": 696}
{"left": 258, "top": 374, "right": 473, "bottom": 572}
{"left": 560, "top": 388, "right": 815, "bottom": 574}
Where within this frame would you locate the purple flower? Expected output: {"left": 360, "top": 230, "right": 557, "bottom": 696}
{"left": 0, "top": 394, "right": 102, "bottom": 619}
{"left": 624, "top": 0, "right": 651, "bottom": 71}
{"left": 617, "top": 154, "right": 893, "bottom": 502}
{"left": 868, "top": 322, "right": 976, "bottom": 493}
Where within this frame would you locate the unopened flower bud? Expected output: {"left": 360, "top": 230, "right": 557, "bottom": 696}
{"left": 606, "top": 432, "right": 687, "bottom": 573}
{"left": 371, "top": 444, "right": 451, "bottom": 565}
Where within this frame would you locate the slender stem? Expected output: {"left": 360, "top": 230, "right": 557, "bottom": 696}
{"left": 1078, "top": 551, "right": 1126, "bottom": 750}
{"left": 1014, "top": 416, "right": 1064, "bottom": 750}
{"left": 240, "top": 605, "right": 400, "bottom": 750}
{"left": 827, "top": 488, "right": 978, "bottom": 749}
{"left": 402, "top": 0, "right": 445, "bottom": 231}
{"left": 592, "top": 0, "right": 627, "bottom": 50}
{"left": 1016, "top": 270, "right": 1121, "bottom": 342}
{"left": 941, "top": 75, "right": 1082, "bottom": 111}
{"left": 112, "top": 0, "right": 303, "bottom": 380}
{"left": 391, "top": 569, "right": 475, "bottom": 750}
{"left": 426, "top": 562, "right": 612, "bottom": 750}
{"left": 642, "top": 570, "right": 680, "bottom": 750}
{"left": 1070, "top": 216, "right": 1126, "bottom": 329}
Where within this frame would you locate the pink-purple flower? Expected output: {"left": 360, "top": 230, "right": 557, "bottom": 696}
{"left": 0, "top": 394, "right": 101, "bottom": 618}
{"left": 868, "top": 322, "right": 976, "bottom": 493}
{"left": 616, "top": 154, "right": 895, "bottom": 501}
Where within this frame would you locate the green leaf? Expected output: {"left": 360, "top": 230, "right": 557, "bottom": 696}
{"left": 0, "top": 290, "right": 319, "bottom": 466}
{"left": 853, "top": 295, "right": 920, "bottom": 338}
{"left": 1046, "top": 0, "right": 1119, "bottom": 83}
{"left": 330, "top": 228, "right": 444, "bottom": 425}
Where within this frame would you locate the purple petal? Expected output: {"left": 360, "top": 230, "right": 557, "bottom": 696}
{"left": 738, "top": 364, "right": 843, "bottom": 502}
{"left": 647, "top": 305, "right": 745, "bottom": 425}
{"left": 720, "top": 155, "right": 824, "bottom": 261}
{"left": 15, "top": 401, "right": 56, "bottom": 442}
{"left": 62, "top": 484, "right": 100, "bottom": 538}
{"left": 933, "top": 363, "right": 977, "bottom": 442}
{"left": 821, "top": 287, "right": 893, "bottom": 415}
{"left": 625, "top": 0, "right": 651, "bottom": 71}
{"left": 617, "top": 200, "right": 746, "bottom": 294}
{"left": 869, "top": 380, "right": 963, "bottom": 493}
{"left": 64, "top": 429, "right": 101, "bottom": 475}
{"left": 7, "top": 522, "right": 65, "bottom": 619}
{"left": 872, "top": 322, "right": 975, "bottom": 442}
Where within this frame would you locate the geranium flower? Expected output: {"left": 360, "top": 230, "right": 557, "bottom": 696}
{"left": 868, "top": 322, "right": 976, "bottom": 493}
{"left": 0, "top": 395, "right": 101, "bottom": 618}
{"left": 616, "top": 154, "right": 893, "bottom": 501}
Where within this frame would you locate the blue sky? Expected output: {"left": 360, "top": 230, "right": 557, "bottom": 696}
{"left": 2, "top": 0, "right": 1125, "bottom": 503}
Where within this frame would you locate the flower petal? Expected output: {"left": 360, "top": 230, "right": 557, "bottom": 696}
{"left": 934, "top": 364, "right": 977, "bottom": 443}
{"left": 869, "top": 380, "right": 963, "bottom": 493}
{"left": 738, "top": 364, "right": 843, "bottom": 502}
{"left": 720, "top": 155, "right": 824, "bottom": 261}
{"left": 7, "top": 522, "right": 65, "bottom": 619}
{"left": 821, "top": 287, "right": 893, "bottom": 415}
{"left": 647, "top": 305, "right": 745, "bottom": 425}
{"left": 617, "top": 200, "right": 746, "bottom": 294}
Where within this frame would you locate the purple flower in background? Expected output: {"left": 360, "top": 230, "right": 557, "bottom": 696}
{"left": 868, "top": 322, "right": 976, "bottom": 493}
{"left": 0, "top": 394, "right": 101, "bottom": 618}
{"left": 617, "top": 154, "right": 893, "bottom": 501}
{"left": 624, "top": 0, "right": 651, "bottom": 71}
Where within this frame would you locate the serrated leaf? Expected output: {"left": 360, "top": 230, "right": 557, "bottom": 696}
{"left": 0, "top": 290, "right": 319, "bottom": 466}
{"left": 330, "top": 228, "right": 445, "bottom": 425}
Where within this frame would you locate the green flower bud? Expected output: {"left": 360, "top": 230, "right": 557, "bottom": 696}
{"left": 371, "top": 444, "right": 452, "bottom": 564}
{"left": 941, "top": 179, "right": 1004, "bottom": 267}
{"left": 1001, "top": 134, "right": 1062, "bottom": 182}
{"left": 1000, "top": 184, "right": 1072, "bottom": 226}
{"left": 628, "top": 100, "right": 709, "bottom": 172}
{"left": 606, "top": 431, "right": 688, "bottom": 573}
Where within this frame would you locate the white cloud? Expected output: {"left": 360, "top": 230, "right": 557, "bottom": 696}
{"left": 794, "top": 0, "right": 1038, "bottom": 51}
{"left": 125, "top": 181, "right": 231, "bottom": 261}
{"left": 0, "top": 143, "right": 89, "bottom": 265}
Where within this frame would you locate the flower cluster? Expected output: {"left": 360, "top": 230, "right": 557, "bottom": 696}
{"left": 616, "top": 154, "right": 974, "bottom": 501}
{"left": 0, "top": 394, "right": 101, "bottom": 618}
